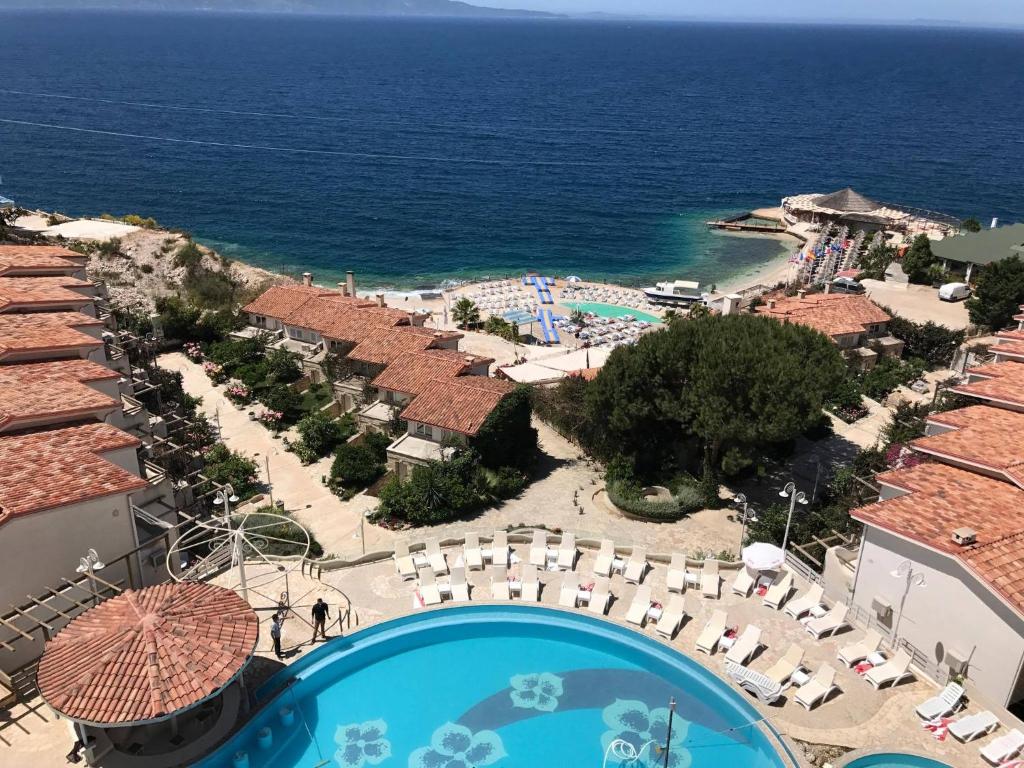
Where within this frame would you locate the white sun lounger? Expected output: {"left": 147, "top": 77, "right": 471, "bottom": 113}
{"left": 725, "top": 660, "right": 784, "bottom": 704}
{"left": 559, "top": 571, "right": 580, "bottom": 608}
{"left": 425, "top": 538, "right": 448, "bottom": 575}
{"left": 795, "top": 665, "right": 840, "bottom": 710}
{"left": 784, "top": 583, "right": 824, "bottom": 619}
{"left": 696, "top": 609, "right": 728, "bottom": 655}
{"left": 701, "top": 560, "right": 720, "bottom": 598}
{"left": 463, "top": 534, "right": 484, "bottom": 571}
{"left": 417, "top": 566, "right": 443, "bottom": 606}
{"left": 948, "top": 711, "right": 999, "bottom": 743}
{"left": 490, "top": 564, "right": 511, "bottom": 600}
{"left": 980, "top": 728, "right": 1024, "bottom": 765}
{"left": 805, "top": 602, "right": 850, "bottom": 639}
{"left": 837, "top": 628, "right": 883, "bottom": 667}
{"left": 491, "top": 531, "right": 510, "bottom": 567}
{"left": 448, "top": 566, "right": 470, "bottom": 602}
{"left": 587, "top": 576, "right": 612, "bottom": 616}
{"left": 393, "top": 541, "right": 417, "bottom": 580}
{"left": 557, "top": 532, "right": 577, "bottom": 570}
{"left": 666, "top": 553, "right": 687, "bottom": 593}
{"left": 593, "top": 539, "right": 615, "bottom": 577}
{"left": 519, "top": 563, "right": 541, "bottom": 602}
{"left": 529, "top": 530, "right": 549, "bottom": 567}
{"left": 865, "top": 649, "right": 915, "bottom": 689}
{"left": 763, "top": 572, "right": 793, "bottom": 610}
{"left": 624, "top": 546, "right": 648, "bottom": 584}
{"left": 725, "top": 625, "right": 764, "bottom": 666}
{"left": 625, "top": 584, "right": 653, "bottom": 627}
{"left": 731, "top": 568, "right": 754, "bottom": 597}
{"left": 655, "top": 594, "right": 687, "bottom": 639}
{"left": 916, "top": 682, "right": 965, "bottom": 720}
{"left": 764, "top": 644, "right": 804, "bottom": 685}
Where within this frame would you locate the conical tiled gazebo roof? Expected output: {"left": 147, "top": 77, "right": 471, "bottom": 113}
{"left": 812, "top": 187, "right": 880, "bottom": 214}
{"left": 37, "top": 582, "right": 258, "bottom": 727}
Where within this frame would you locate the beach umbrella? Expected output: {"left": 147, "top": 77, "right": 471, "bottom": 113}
{"left": 566, "top": 275, "right": 582, "bottom": 283}
{"left": 741, "top": 542, "right": 786, "bottom": 572}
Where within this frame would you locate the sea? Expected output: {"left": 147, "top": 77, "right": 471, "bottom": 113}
{"left": 2, "top": 12, "right": 1023, "bottom": 289}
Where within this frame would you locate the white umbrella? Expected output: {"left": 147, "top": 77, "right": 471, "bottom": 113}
{"left": 741, "top": 542, "right": 785, "bottom": 572}
{"left": 566, "top": 275, "right": 582, "bottom": 283}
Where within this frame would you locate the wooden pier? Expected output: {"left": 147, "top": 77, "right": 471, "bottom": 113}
{"left": 706, "top": 212, "right": 788, "bottom": 233}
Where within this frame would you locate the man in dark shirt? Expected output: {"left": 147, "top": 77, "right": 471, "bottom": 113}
{"left": 311, "top": 598, "right": 330, "bottom": 642}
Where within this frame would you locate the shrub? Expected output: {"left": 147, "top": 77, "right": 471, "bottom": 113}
{"left": 296, "top": 411, "right": 345, "bottom": 460}
{"left": 883, "top": 313, "right": 965, "bottom": 370}
{"left": 860, "top": 357, "right": 926, "bottom": 401}
{"left": 184, "top": 266, "right": 238, "bottom": 309}
{"left": 244, "top": 509, "right": 323, "bottom": 558}
{"left": 203, "top": 444, "right": 260, "bottom": 499}
{"left": 331, "top": 442, "right": 386, "bottom": 491}
{"left": 140, "top": 263, "right": 154, "bottom": 275}
{"left": 375, "top": 452, "right": 483, "bottom": 525}
{"left": 259, "top": 384, "right": 302, "bottom": 423}
{"left": 484, "top": 466, "right": 527, "bottom": 500}
{"left": 174, "top": 241, "right": 204, "bottom": 272}
{"left": 605, "top": 480, "right": 703, "bottom": 522}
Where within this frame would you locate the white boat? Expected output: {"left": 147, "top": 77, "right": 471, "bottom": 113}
{"left": 643, "top": 279, "right": 704, "bottom": 307}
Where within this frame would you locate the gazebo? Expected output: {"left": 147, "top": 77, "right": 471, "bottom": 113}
{"left": 37, "top": 582, "right": 258, "bottom": 766}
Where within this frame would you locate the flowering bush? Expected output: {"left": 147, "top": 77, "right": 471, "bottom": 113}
{"left": 256, "top": 409, "right": 284, "bottom": 429}
{"left": 202, "top": 361, "right": 226, "bottom": 384}
{"left": 225, "top": 383, "right": 252, "bottom": 405}
{"left": 886, "top": 443, "right": 922, "bottom": 470}
{"left": 183, "top": 342, "right": 204, "bottom": 362}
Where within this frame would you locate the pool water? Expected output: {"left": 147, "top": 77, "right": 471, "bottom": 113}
{"left": 197, "top": 606, "right": 789, "bottom": 768}
{"left": 842, "top": 755, "right": 952, "bottom": 768}
{"left": 562, "top": 301, "right": 662, "bottom": 323}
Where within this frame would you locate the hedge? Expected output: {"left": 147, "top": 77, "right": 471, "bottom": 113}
{"left": 606, "top": 481, "right": 703, "bottom": 522}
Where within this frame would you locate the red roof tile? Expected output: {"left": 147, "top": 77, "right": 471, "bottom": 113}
{"left": 240, "top": 284, "right": 342, "bottom": 319}
{"left": 0, "top": 360, "right": 120, "bottom": 431}
{"left": 284, "top": 298, "right": 409, "bottom": 341}
{"left": 38, "top": 582, "right": 257, "bottom": 726}
{"left": 950, "top": 361, "right": 1024, "bottom": 409}
{"left": 0, "top": 245, "right": 84, "bottom": 276}
{"left": 998, "top": 330, "right": 1024, "bottom": 343}
{"left": 348, "top": 326, "right": 461, "bottom": 366}
{"left": 851, "top": 462, "right": 1024, "bottom": 616}
{"left": 0, "top": 312, "right": 103, "bottom": 361}
{"left": 915, "top": 406, "right": 1024, "bottom": 489}
{"left": 993, "top": 340, "right": 1024, "bottom": 362}
{"left": 400, "top": 376, "right": 515, "bottom": 435}
{"left": 754, "top": 294, "right": 891, "bottom": 339}
{"left": 0, "top": 276, "right": 94, "bottom": 312}
{"left": 372, "top": 350, "right": 475, "bottom": 395}
{"left": 0, "top": 423, "right": 147, "bottom": 522}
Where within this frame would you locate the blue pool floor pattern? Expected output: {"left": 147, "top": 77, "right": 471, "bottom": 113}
{"left": 200, "top": 606, "right": 787, "bottom": 768}
{"left": 841, "top": 754, "right": 953, "bottom": 768}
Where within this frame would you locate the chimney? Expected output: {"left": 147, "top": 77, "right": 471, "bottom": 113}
{"left": 346, "top": 270, "right": 356, "bottom": 298}
{"left": 951, "top": 527, "right": 977, "bottom": 547}
{"left": 302, "top": 272, "right": 312, "bottom": 287}
{"left": 464, "top": 356, "right": 475, "bottom": 365}
{"left": 337, "top": 281, "right": 349, "bottom": 297}
{"left": 797, "top": 289, "right": 806, "bottom": 300}
{"left": 767, "top": 299, "right": 776, "bottom": 309}
{"left": 823, "top": 282, "right": 832, "bottom": 295}
{"left": 375, "top": 292, "right": 386, "bottom": 308}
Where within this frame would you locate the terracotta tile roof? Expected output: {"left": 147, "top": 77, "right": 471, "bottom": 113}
{"left": 915, "top": 406, "right": 1024, "bottom": 489}
{"left": 0, "top": 423, "right": 147, "bottom": 522}
{"left": 38, "top": 582, "right": 258, "bottom": 726}
{"left": 992, "top": 342, "right": 1024, "bottom": 362}
{"left": 0, "top": 312, "right": 103, "bottom": 361}
{"left": 400, "top": 375, "right": 515, "bottom": 436}
{"left": 372, "top": 350, "right": 475, "bottom": 395}
{"left": 348, "top": 326, "right": 461, "bottom": 366}
{"left": 291, "top": 301, "right": 412, "bottom": 343}
{"left": 754, "top": 294, "right": 891, "bottom": 339}
{"left": 950, "top": 361, "right": 1024, "bottom": 409}
{"left": 240, "top": 284, "right": 344, "bottom": 319}
{"left": 0, "top": 276, "right": 94, "bottom": 312}
{"left": 0, "top": 245, "right": 84, "bottom": 276}
{"left": 0, "top": 360, "right": 120, "bottom": 431}
{"left": 851, "top": 462, "right": 1024, "bottom": 616}
{"left": 999, "top": 330, "right": 1024, "bottom": 343}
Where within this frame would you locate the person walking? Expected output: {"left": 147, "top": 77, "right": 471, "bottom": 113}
{"left": 270, "top": 613, "right": 283, "bottom": 659}
{"left": 311, "top": 598, "right": 330, "bottom": 642}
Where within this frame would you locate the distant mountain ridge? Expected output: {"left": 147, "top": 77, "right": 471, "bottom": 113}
{"left": 0, "top": 0, "right": 558, "bottom": 17}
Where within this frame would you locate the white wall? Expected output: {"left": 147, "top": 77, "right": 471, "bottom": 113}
{"left": 852, "top": 526, "right": 1024, "bottom": 707}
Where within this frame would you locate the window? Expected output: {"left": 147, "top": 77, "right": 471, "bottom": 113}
{"left": 414, "top": 423, "right": 434, "bottom": 439}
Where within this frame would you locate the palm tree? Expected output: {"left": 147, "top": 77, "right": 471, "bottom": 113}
{"left": 451, "top": 298, "right": 481, "bottom": 329}
{"left": 569, "top": 309, "right": 586, "bottom": 326}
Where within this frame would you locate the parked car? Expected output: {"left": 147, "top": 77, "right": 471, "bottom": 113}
{"left": 831, "top": 276, "right": 866, "bottom": 294}
{"left": 938, "top": 282, "right": 971, "bottom": 301}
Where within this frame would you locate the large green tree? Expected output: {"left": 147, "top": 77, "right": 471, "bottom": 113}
{"left": 966, "top": 255, "right": 1024, "bottom": 331}
{"left": 900, "top": 234, "right": 938, "bottom": 284}
{"left": 582, "top": 314, "right": 847, "bottom": 479}
{"left": 471, "top": 385, "right": 538, "bottom": 470}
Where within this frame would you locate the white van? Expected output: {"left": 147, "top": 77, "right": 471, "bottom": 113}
{"left": 938, "top": 282, "right": 971, "bottom": 302}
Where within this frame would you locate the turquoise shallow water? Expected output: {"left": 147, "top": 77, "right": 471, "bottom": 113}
{"left": 842, "top": 755, "right": 951, "bottom": 768}
{"left": 197, "top": 606, "right": 789, "bottom": 768}
{"left": 2, "top": 14, "right": 1023, "bottom": 289}
{"left": 563, "top": 301, "right": 661, "bottom": 323}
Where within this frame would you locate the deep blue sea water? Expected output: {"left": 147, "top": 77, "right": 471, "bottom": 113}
{"left": 2, "top": 12, "right": 1023, "bottom": 288}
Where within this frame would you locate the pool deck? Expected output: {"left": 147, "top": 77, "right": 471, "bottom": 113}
{"left": 224, "top": 539, "right": 1019, "bottom": 768}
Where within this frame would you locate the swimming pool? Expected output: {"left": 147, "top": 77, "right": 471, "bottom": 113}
{"left": 197, "top": 606, "right": 792, "bottom": 768}
{"left": 562, "top": 301, "right": 662, "bottom": 323}
{"left": 840, "top": 754, "right": 951, "bottom": 768}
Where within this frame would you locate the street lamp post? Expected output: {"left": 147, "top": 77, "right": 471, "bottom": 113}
{"left": 76, "top": 549, "right": 106, "bottom": 606}
{"left": 891, "top": 560, "right": 926, "bottom": 647}
{"left": 777, "top": 482, "right": 808, "bottom": 556}
{"left": 213, "top": 485, "right": 245, "bottom": 602}
{"left": 733, "top": 493, "right": 752, "bottom": 554}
